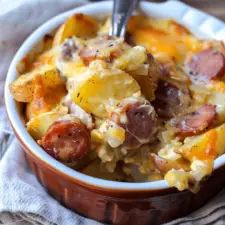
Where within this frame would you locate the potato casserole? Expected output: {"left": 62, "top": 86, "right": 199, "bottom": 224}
{"left": 9, "top": 13, "right": 225, "bottom": 192}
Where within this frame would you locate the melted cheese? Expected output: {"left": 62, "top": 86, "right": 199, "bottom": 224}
{"left": 128, "top": 16, "right": 203, "bottom": 62}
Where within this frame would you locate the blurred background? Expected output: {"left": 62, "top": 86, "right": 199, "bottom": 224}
{"left": 91, "top": 0, "right": 225, "bottom": 22}
{"left": 153, "top": 0, "right": 224, "bottom": 21}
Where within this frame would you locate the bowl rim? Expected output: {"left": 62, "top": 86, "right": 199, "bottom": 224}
{"left": 4, "top": 0, "right": 225, "bottom": 191}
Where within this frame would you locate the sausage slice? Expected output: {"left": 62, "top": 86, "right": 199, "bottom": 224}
{"left": 79, "top": 47, "right": 97, "bottom": 66}
{"left": 40, "top": 120, "right": 90, "bottom": 163}
{"left": 123, "top": 131, "right": 141, "bottom": 150}
{"left": 125, "top": 104, "right": 157, "bottom": 140}
{"left": 186, "top": 49, "right": 225, "bottom": 83}
{"left": 152, "top": 80, "right": 190, "bottom": 119}
{"left": 119, "top": 102, "right": 158, "bottom": 149}
{"left": 171, "top": 104, "right": 216, "bottom": 137}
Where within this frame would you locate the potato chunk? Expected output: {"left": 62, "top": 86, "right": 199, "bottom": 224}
{"left": 180, "top": 123, "right": 225, "bottom": 160}
{"left": 113, "top": 46, "right": 160, "bottom": 101}
{"left": 71, "top": 61, "right": 140, "bottom": 117}
{"left": 113, "top": 46, "right": 147, "bottom": 71}
{"left": 9, "top": 72, "right": 36, "bottom": 102}
{"left": 53, "top": 13, "right": 99, "bottom": 46}
{"left": 31, "top": 47, "right": 59, "bottom": 70}
{"left": 27, "top": 111, "right": 65, "bottom": 140}
{"left": 111, "top": 46, "right": 159, "bottom": 101}
{"left": 26, "top": 70, "right": 66, "bottom": 120}
{"left": 10, "top": 66, "right": 64, "bottom": 103}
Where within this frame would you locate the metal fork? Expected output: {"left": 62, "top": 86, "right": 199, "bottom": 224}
{"left": 110, "top": 0, "right": 139, "bottom": 38}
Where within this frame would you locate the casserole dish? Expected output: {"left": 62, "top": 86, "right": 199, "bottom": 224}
{"left": 5, "top": 1, "right": 225, "bottom": 224}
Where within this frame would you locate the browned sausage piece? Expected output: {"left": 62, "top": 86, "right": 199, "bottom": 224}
{"left": 171, "top": 104, "right": 216, "bottom": 137}
{"left": 79, "top": 47, "right": 121, "bottom": 66}
{"left": 186, "top": 49, "right": 225, "bottom": 83}
{"left": 79, "top": 47, "right": 97, "bottom": 66}
{"left": 123, "top": 131, "right": 141, "bottom": 150}
{"left": 152, "top": 80, "right": 190, "bottom": 119}
{"left": 40, "top": 120, "right": 91, "bottom": 163}
{"left": 121, "top": 103, "right": 158, "bottom": 149}
{"left": 79, "top": 36, "right": 123, "bottom": 66}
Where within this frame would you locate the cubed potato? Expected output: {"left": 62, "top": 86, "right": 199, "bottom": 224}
{"left": 71, "top": 61, "right": 140, "bottom": 117}
{"left": 113, "top": 46, "right": 147, "bottom": 71}
{"left": 180, "top": 123, "right": 225, "bottom": 161}
{"left": 27, "top": 111, "right": 65, "bottom": 140}
{"left": 25, "top": 69, "right": 66, "bottom": 120}
{"left": 53, "top": 13, "right": 99, "bottom": 46}
{"left": 98, "top": 17, "right": 110, "bottom": 35}
{"left": 9, "top": 72, "right": 36, "bottom": 102}
{"left": 132, "top": 54, "right": 160, "bottom": 101}
{"left": 164, "top": 169, "right": 190, "bottom": 191}
{"left": 58, "top": 57, "right": 86, "bottom": 78}
{"left": 10, "top": 66, "right": 64, "bottom": 103}
{"left": 31, "top": 47, "right": 59, "bottom": 70}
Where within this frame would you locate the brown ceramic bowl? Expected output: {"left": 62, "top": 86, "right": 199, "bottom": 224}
{"left": 5, "top": 1, "right": 225, "bottom": 224}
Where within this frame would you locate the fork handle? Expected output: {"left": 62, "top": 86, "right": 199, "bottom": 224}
{"left": 110, "top": 0, "right": 139, "bottom": 38}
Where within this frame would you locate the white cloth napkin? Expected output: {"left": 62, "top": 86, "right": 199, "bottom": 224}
{"left": 1, "top": 0, "right": 225, "bottom": 224}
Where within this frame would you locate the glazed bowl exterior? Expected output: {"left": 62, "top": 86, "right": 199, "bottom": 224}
{"left": 4, "top": 1, "right": 225, "bottom": 224}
